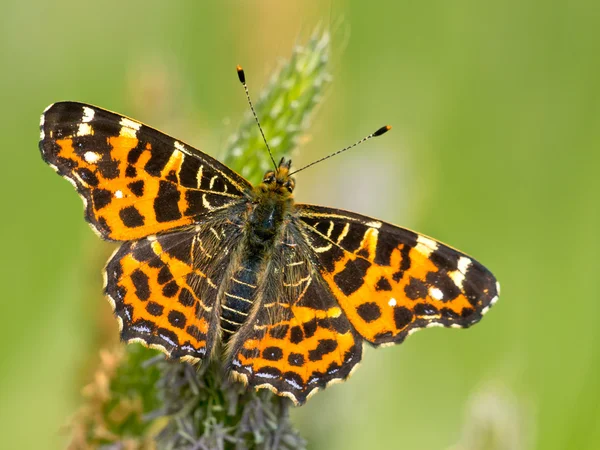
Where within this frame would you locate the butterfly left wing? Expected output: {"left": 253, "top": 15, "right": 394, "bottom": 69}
{"left": 296, "top": 205, "right": 499, "bottom": 346}
{"left": 40, "top": 102, "right": 250, "bottom": 241}
{"left": 105, "top": 213, "right": 246, "bottom": 363}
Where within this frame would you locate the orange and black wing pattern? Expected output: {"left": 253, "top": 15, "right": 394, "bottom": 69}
{"left": 297, "top": 205, "right": 499, "bottom": 346}
{"left": 105, "top": 215, "right": 245, "bottom": 363}
{"left": 229, "top": 228, "right": 362, "bottom": 405}
{"left": 39, "top": 102, "right": 250, "bottom": 241}
{"left": 39, "top": 101, "right": 499, "bottom": 404}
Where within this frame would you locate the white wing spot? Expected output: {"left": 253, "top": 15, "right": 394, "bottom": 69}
{"left": 77, "top": 123, "right": 93, "bottom": 137}
{"left": 457, "top": 256, "right": 472, "bottom": 274}
{"left": 285, "top": 377, "right": 303, "bottom": 390}
{"left": 416, "top": 235, "right": 438, "bottom": 257}
{"left": 115, "top": 190, "right": 124, "bottom": 199}
{"left": 84, "top": 151, "right": 100, "bottom": 163}
{"left": 82, "top": 106, "right": 95, "bottom": 123}
{"left": 429, "top": 287, "right": 444, "bottom": 300}
{"left": 388, "top": 298, "right": 397, "bottom": 307}
{"left": 120, "top": 126, "right": 137, "bottom": 138}
{"left": 365, "top": 221, "right": 382, "bottom": 229}
{"left": 174, "top": 141, "right": 186, "bottom": 152}
{"left": 131, "top": 324, "right": 151, "bottom": 334}
{"left": 159, "top": 333, "right": 177, "bottom": 347}
{"left": 119, "top": 117, "right": 141, "bottom": 138}
{"left": 39, "top": 112, "right": 45, "bottom": 139}
{"left": 120, "top": 117, "right": 141, "bottom": 131}
{"left": 449, "top": 271, "right": 466, "bottom": 290}
{"left": 256, "top": 372, "right": 277, "bottom": 380}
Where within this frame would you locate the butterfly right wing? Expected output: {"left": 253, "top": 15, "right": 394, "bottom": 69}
{"left": 296, "top": 205, "right": 499, "bottom": 346}
{"left": 104, "top": 211, "right": 245, "bottom": 363}
{"left": 40, "top": 102, "right": 251, "bottom": 241}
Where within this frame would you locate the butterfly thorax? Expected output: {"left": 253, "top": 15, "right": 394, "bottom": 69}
{"left": 246, "top": 159, "right": 295, "bottom": 247}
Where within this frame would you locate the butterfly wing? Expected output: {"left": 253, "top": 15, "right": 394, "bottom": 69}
{"left": 296, "top": 205, "right": 499, "bottom": 346}
{"left": 40, "top": 102, "right": 251, "bottom": 241}
{"left": 228, "top": 227, "right": 363, "bottom": 405}
{"left": 105, "top": 211, "right": 246, "bottom": 363}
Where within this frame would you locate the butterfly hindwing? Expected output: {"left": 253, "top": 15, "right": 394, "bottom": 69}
{"left": 229, "top": 227, "right": 363, "bottom": 405}
{"left": 297, "top": 205, "right": 499, "bottom": 346}
{"left": 40, "top": 102, "right": 250, "bottom": 241}
{"left": 105, "top": 214, "right": 245, "bottom": 363}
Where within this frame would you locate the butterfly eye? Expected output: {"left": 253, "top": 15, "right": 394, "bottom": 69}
{"left": 263, "top": 172, "right": 276, "bottom": 184}
{"left": 284, "top": 179, "right": 295, "bottom": 192}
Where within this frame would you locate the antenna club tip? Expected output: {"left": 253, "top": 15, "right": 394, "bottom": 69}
{"left": 373, "top": 125, "right": 392, "bottom": 137}
{"left": 236, "top": 65, "right": 245, "bottom": 84}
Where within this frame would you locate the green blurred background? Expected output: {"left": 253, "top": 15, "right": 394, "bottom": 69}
{"left": 2, "top": 1, "right": 599, "bottom": 448}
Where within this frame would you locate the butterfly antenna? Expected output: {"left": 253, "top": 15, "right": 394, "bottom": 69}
{"left": 236, "top": 65, "right": 278, "bottom": 170}
{"left": 288, "top": 125, "right": 392, "bottom": 176}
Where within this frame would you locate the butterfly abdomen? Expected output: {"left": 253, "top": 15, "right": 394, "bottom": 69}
{"left": 220, "top": 252, "right": 261, "bottom": 337}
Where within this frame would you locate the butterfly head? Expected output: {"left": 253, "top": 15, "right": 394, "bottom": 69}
{"left": 260, "top": 157, "right": 295, "bottom": 195}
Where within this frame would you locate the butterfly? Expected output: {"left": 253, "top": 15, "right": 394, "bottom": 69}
{"left": 39, "top": 71, "right": 499, "bottom": 405}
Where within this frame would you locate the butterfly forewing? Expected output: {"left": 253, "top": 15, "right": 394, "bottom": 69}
{"left": 297, "top": 205, "right": 499, "bottom": 346}
{"left": 39, "top": 102, "right": 250, "bottom": 241}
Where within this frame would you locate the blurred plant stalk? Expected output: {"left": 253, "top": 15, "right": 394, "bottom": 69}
{"left": 68, "top": 27, "right": 331, "bottom": 450}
